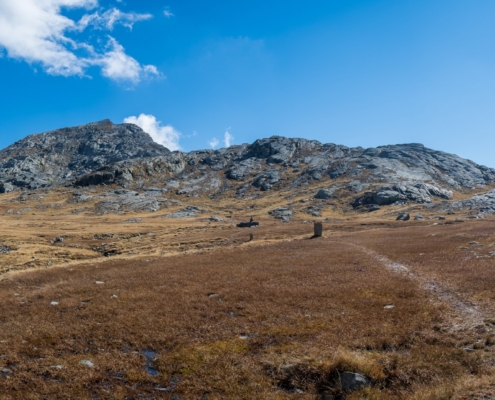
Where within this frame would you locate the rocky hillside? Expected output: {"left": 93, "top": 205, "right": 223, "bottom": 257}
{"left": 1, "top": 120, "right": 495, "bottom": 216}
{"left": 0, "top": 120, "right": 169, "bottom": 191}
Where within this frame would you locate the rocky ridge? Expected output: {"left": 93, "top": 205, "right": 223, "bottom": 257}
{"left": 1, "top": 120, "right": 495, "bottom": 217}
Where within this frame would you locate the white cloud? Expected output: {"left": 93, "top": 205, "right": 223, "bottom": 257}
{"left": 0, "top": 0, "right": 157, "bottom": 82}
{"left": 98, "top": 37, "right": 158, "bottom": 82}
{"left": 209, "top": 138, "right": 219, "bottom": 149}
{"left": 77, "top": 8, "right": 152, "bottom": 31}
{"left": 124, "top": 114, "right": 181, "bottom": 151}
{"left": 163, "top": 8, "right": 174, "bottom": 18}
{"left": 224, "top": 130, "right": 233, "bottom": 147}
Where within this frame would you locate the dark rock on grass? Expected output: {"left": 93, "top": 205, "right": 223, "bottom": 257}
{"left": 314, "top": 186, "right": 340, "bottom": 199}
{"left": 237, "top": 221, "right": 259, "bottom": 227}
{"left": 0, "top": 245, "right": 12, "bottom": 254}
{"left": 269, "top": 207, "right": 292, "bottom": 222}
{"left": 396, "top": 213, "right": 410, "bottom": 221}
{"left": 339, "top": 371, "right": 371, "bottom": 391}
{"left": 414, "top": 213, "right": 424, "bottom": 220}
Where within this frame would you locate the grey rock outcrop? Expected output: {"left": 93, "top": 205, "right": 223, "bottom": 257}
{"left": 351, "top": 182, "right": 453, "bottom": 208}
{"left": 164, "top": 206, "right": 206, "bottom": 219}
{"left": 431, "top": 189, "right": 495, "bottom": 215}
{"left": 94, "top": 190, "right": 161, "bottom": 215}
{"left": 269, "top": 207, "right": 292, "bottom": 222}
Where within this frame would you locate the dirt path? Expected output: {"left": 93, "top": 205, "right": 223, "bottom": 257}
{"left": 333, "top": 240, "right": 489, "bottom": 335}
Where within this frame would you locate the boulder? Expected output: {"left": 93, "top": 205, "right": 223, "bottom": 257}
{"left": 315, "top": 187, "right": 339, "bottom": 199}
{"left": 339, "top": 371, "right": 371, "bottom": 391}
{"left": 269, "top": 207, "right": 292, "bottom": 222}
{"left": 0, "top": 182, "right": 14, "bottom": 193}
{"left": 396, "top": 213, "right": 410, "bottom": 221}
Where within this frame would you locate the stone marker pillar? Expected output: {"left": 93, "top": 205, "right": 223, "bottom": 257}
{"left": 314, "top": 222, "right": 323, "bottom": 237}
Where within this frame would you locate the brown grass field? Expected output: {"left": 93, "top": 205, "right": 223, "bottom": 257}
{"left": 1, "top": 189, "right": 495, "bottom": 399}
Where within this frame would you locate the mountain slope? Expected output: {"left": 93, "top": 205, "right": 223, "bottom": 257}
{"left": 1, "top": 120, "right": 494, "bottom": 216}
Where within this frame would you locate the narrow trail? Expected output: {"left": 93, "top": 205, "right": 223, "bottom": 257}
{"left": 331, "top": 240, "right": 489, "bottom": 334}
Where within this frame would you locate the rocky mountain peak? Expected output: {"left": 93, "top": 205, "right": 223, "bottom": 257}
{"left": 0, "top": 120, "right": 170, "bottom": 190}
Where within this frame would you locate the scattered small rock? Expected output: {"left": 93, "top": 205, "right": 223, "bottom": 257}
{"left": 0, "top": 245, "right": 12, "bottom": 254}
{"left": 79, "top": 360, "right": 94, "bottom": 368}
{"left": 414, "top": 213, "right": 424, "bottom": 220}
{"left": 123, "top": 218, "right": 142, "bottom": 223}
{"left": 50, "top": 301, "right": 59, "bottom": 306}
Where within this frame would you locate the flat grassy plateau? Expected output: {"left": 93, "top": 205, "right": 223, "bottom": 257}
{"left": 0, "top": 189, "right": 495, "bottom": 399}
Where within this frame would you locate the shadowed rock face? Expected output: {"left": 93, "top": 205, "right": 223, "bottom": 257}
{"left": 1, "top": 120, "right": 495, "bottom": 214}
{"left": 0, "top": 120, "right": 170, "bottom": 189}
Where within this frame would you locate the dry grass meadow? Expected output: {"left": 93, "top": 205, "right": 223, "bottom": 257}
{"left": 1, "top": 189, "right": 495, "bottom": 399}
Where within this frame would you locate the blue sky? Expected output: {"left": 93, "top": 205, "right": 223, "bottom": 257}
{"left": 1, "top": 0, "right": 495, "bottom": 166}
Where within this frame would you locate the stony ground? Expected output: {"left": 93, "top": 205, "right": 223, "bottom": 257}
{"left": 1, "top": 189, "right": 495, "bottom": 399}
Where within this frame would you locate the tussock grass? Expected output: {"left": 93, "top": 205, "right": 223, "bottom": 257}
{"left": 0, "top": 227, "right": 494, "bottom": 398}
{"left": 1, "top": 190, "right": 495, "bottom": 397}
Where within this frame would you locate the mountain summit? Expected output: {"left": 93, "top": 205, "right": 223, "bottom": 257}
{"left": 0, "top": 120, "right": 170, "bottom": 191}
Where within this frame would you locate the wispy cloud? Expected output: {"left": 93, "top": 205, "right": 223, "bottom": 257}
{"left": 224, "top": 130, "right": 233, "bottom": 147}
{"left": 0, "top": 0, "right": 158, "bottom": 83}
{"left": 208, "top": 138, "right": 219, "bottom": 149}
{"left": 77, "top": 8, "right": 152, "bottom": 31}
{"left": 163, "top": 8, "right": 174, "bottom": 18}
{"left": 124, "top": 114, "right": 181, "bottom": 151}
